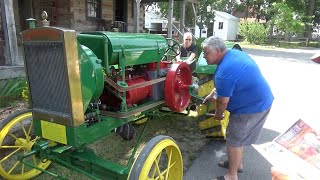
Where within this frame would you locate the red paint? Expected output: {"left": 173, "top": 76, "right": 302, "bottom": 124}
{"left": 311, "top": 53, "right": 320, "bottom": 64}
{"left": 126, "top": 77, "right": 152, "bottom": 106}
{"left": 23, "top": 28, "right": 62, "bottom": 41}
{"left": 147, "top": 62, "right": 172, "bottom": 71}
{"left": 164, "top": 62, "right": 192, "bottom": 112}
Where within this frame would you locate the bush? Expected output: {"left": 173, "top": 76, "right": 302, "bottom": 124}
{"left": 239, "top": 22, "right": 268, "bottom": 45}
{"left": 195, "top": 37, "right": 206, "bottom": 58}
{"left": 0, "top": 77, "right": 27, "bottom": 108}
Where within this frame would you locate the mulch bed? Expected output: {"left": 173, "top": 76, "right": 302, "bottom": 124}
{"left": 0, "top": 102, "right": 27, "bottom": 123}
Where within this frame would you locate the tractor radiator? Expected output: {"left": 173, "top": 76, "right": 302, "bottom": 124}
{"left": 24, "top": 41, "right": 71, "bottom": 115}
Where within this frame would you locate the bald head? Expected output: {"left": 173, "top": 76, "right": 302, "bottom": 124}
{"left": 183, "top": 32, "right": 193, "bottom": 48}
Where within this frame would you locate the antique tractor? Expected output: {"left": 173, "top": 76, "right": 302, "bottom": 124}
{"left": 0, "top": 17, "right": 233, "bottom": 179}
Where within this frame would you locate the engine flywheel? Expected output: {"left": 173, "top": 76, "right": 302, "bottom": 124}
{"left": 165, "top": 62, "right": 192, "bottom": 112}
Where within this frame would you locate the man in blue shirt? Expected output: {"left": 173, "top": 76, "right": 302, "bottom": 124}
{"left": 202, "top": 36, "right": 274, "bottom": 180}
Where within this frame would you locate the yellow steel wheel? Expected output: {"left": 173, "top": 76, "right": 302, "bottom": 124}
{"left": 0, "top": 110, "right": 51, "bottom": 180}
{"left": 128, "top": 135, "right": 183, "bottom": 180}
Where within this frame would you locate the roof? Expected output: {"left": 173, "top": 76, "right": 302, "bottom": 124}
{"left": 214, "top": 10, "right": 239, "bottom": 21}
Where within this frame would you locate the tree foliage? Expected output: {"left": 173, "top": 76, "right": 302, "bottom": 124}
{"left": 156, "top": 0, "right": 239, "bottom": 28}
{"left": 154, "top": 0, "right": 320, "bottom": 39}
{"left": 270, "top": 2, "right": 305, "bottom": 40}
{"left": 239, "top": 22, "right": 267, "bottom": 44}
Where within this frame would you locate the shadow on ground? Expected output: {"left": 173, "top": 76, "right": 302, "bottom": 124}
{"left": 184, "top": 128, "right": 280, "bottom": 180}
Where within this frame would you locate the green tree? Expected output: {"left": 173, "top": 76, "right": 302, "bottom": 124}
{"left": 156, "top": 0, "right": 239, "bottom": 30}
{"left": 285, "top": 0, "right": 318, "bottom": 39}
{"left": 239, "top": 21, "right": 268, "bottom": 44}
{"left": 270, "top": 2, "right": 305, "bottom": 42}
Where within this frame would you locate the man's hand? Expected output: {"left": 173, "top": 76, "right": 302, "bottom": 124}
{"left": 214, "top": 113, "right": 225, "bottom": 120}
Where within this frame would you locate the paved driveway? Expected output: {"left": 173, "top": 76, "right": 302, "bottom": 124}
{"left": 184, "top": 47, "right": 320, "bottom": 180}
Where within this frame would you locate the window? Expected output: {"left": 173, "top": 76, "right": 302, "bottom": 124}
{"left": 218, "top": 22, "right": 223, "bottom": 30}
{"left": 86, "top": 0, "right": 101, "bottom": 19}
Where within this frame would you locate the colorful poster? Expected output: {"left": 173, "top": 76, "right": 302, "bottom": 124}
{"left": 274, "top": 119, "right": 320, "bottom": 170}
{"left": 253, "top": 119, "right": 320, "bottom": 179}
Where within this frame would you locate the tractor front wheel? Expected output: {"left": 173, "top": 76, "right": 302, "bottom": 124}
{"left": 0, "top": 110, "right": 51, "bottom": 180}
{"left": 128, "top": 135, "right": 183, "bottom": 180}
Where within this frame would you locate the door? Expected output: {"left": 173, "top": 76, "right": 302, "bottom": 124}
{"left": 114, "top": 0, "right": 127, "bottom": 31}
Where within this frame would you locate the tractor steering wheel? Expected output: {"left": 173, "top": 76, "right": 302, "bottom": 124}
{"left": 162, "top": 38, "right": 181, "bottom": 62}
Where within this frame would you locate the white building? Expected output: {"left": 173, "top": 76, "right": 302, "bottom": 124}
{"left": 144, "top": 11, "right": 180, "bottom": 35}
{"left": 195, "top": 11, "right": 240, "bottom": 40}
{"left": 213, "top": 11, "right": 240, "bottom": 41}
{"left": 195, "top": 25, "right": 208, "bottom": 38}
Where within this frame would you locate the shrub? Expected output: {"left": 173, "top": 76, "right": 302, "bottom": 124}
{"left": 0, "top": 77, "right": 27, "bottom": 108}
{"left": 239, "top": 22, "right": 268, "bottom": 45}
{"left": 195, "top": 37, "right": 206, "bottom": 58}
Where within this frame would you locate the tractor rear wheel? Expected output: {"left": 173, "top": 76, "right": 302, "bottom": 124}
{"left": 0, "top": 110, "right": 51, "bottom": 180}
{"left": 128, "top": 135, "right": 183, "bottom": 180}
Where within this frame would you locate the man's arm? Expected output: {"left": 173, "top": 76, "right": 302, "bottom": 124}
{"left": 215, "top": 96, "right": 229, "bottom": 120}
{"left": 203, "top": 88, "right": 229, "bottom": 120}
{"left": 176, "top": 53, "right": 181, "bottom": 61}
{"left": 186, "top": 52, "right": 196, "bottom": 62}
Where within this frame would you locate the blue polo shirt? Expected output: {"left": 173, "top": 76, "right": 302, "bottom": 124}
{"left": 214, "top": 49, "right": 274, "bottom": 114}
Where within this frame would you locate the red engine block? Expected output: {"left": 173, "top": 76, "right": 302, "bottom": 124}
{"left": 101, "top": 74, "right": 152, "bottom": 109}
{"left": 126, "top": 77, "right": 152, "bottom": 106}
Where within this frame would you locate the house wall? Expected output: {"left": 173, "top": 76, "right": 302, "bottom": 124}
{"left": 214, "top": 14, "right": 228, "bottom": 40}
{"left": 32, "top": 0, "right": 144, "bottom": 32}
{"left": 127, "top": 0, "right": 145, "bottom": 32}
{"left": 195, "top": 25, "right": 207, "bottom": 38}
{"left": 227, "top": 20, "right": 238, "bottom": 41}
{"left": 33, "top": 0, "right": 72, "bottom": 28}
{"left": 70, "top": 0, "right": 115, "bottom": 31}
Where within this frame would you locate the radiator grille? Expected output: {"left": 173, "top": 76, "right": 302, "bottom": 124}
{"left": 24, "top": 42, "right": 71, "bottom": 114}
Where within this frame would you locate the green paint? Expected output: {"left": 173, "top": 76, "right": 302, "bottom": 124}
{"left": 78, "top": 43, "right": 104, "bottom": 111}
{"left": 77, "top": 32, "right": 167, "bottom": 68}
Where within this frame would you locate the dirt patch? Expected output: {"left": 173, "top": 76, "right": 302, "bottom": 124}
{"left": 0, "top": 101, "right": 27, "bottom": 123}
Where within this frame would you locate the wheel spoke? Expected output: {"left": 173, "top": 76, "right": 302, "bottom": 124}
{"left": 165, "top": 148, "right": 173, "bottom": 180}
{"left": 151, "top": 153, "right": 162, "bottom": 178}
{"left": 20, "top": 122, "right": 30, "bottom": 141}
{"left": 32, "top": 155, "right": 37, "bottom": 165}
{"left": 8, "top": 133, "right": 20, "bottom": 141}
{"left": 8, "top": 161, "right": 20, "bottom": 174}
{"left": 27, "top": 121, "right": 33, "bottom": 136}
{"left": 31, "top": 136, "right": 40, "bottom": 143}
{"left": 0, "top": 148, "right": 21, "bottom": 163}
{"left": 21, "top": 162, "right": 25, "bottom": 175}
{"left": 154, "top": 150, "right": 163, "bottom": 180}
{"left": 1, "top": 146, "right": 26, "bottom": 149}
{"left": 155, "top": 161, "right": 177, "bottom": 180}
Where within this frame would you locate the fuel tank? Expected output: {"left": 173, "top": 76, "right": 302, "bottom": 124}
{"left": 77, "top": 32, "right": 168, "bottom": 68}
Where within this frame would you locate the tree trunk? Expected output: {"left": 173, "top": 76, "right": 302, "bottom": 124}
{"left": 256, "top": 3, "right": 261, "bottom": 22}
{"left": 269, "top": 22, "right": 274, "bottom": 44}
{"left": 244, "top": 1, "right": 249, "bottom": 20}
{"left": 306, "top": 0, "right": 315, "bottom": 45}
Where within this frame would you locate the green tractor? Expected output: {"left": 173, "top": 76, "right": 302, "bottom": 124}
{"left": 0, "top": 16, "right": 236, "bottom": 180}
